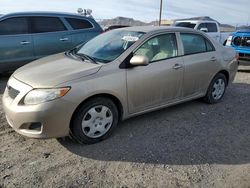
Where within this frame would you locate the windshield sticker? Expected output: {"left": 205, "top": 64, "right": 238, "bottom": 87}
{"left": 122, "top": 36, "right": 139, "bottom": 42}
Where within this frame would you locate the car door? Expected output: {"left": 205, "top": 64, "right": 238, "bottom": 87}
{"left": 0, "top": 17, "right": 34, "bottom": 72}
{"left": 30, "top": 16, "right": 73, "bottom": 59}
{"left": 206, "top": 23, "right": 220, "bottom": 42}
{"left": 126, "top": 33, "right": 184, "bottom": 114}
{"left": 180, "top": 33, "right": 219, "bottom": 97}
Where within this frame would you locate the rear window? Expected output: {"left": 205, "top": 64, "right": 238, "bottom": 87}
{"left": 175, "top": 22, "right": 196, "bottom": 29}
{"left": 197, "top": 23, "right": 218, "bottom": 33}
{"left": 197, "top": 23, "right": 206, "bottom": 30}
{"left": 65, "top": 18, "right": 93, "bottom": 30}
{"left": 0, "top": 17, "right": 29, "bottom": 35}
{"left": 31, "top": 17, "right": 66, "bottom": 33}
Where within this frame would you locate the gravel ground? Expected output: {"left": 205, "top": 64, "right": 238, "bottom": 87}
{"left": 0, "top": 68, "right": 250, "bottom": 188}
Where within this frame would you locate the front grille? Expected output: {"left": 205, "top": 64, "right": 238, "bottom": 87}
{"left": 7, "top": 85, "right": 20, "bottom": 99}
{"left": 233, "top": 36, "right": 250, "bottom": 47}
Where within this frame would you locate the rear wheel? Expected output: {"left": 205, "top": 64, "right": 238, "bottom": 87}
{"left": 204, "top": 73, "right": 227, "bottom": 104}
{"left": 70, "top": 97, "right": 119, "bottom": 144}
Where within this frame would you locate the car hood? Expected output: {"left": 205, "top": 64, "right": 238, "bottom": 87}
{"left": 233, "top": 30, "right": 250, "bottom": 36}
{"left": 13, "top": 53, "right": 102, "bottom": 88}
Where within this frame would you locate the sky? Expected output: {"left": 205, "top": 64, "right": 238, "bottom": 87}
{"left": 0, "top": 0, "right": 249, "bottom": 26}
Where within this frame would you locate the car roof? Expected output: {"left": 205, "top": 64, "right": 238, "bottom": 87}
{"left": 118, "top": 25, "right": 200, "bottom": 34}
{"left": 175, "top": 20, "right": 217, "bottom": 24}
{"left": 3, "top": 11, "right": 91, "bottom": 19}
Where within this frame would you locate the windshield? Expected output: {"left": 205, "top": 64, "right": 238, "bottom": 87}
{"left": 175, "top": 22, "right": 196, "bottom": 29}
{"left": 76, "top": 30, "right": 145, "bottom": 63}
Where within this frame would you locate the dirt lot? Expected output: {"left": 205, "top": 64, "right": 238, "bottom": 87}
{"left": 1, "top": 68, "right": 250, "bottom": 188}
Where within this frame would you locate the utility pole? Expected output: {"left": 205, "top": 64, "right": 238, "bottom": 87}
{"left": 247, "top": 13, "right": 250, "bottom": 26}
{"left": 159, "top": 0, "right": 163, "bottom": 26}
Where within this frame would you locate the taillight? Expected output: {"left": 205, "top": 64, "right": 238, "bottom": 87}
{"left": 235, "top": 53, "right": 240, "bottom": 61}
{"left": 226, "top": 36, "right": 233, "bottom": 46}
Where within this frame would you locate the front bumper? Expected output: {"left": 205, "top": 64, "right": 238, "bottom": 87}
{"left": 239, "top": 53, "right": 250, "bottom": 65}
{"left": 2, "top": 77, "right": 75, "bottom": 138}
{"left": 235, "top": 49, "right": 250, "bottom": 65}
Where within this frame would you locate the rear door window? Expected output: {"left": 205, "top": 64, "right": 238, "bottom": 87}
{"left": 180, "top": 33, "right": 214, "bottom": 55}
{"left": 205, "top": 40, "right": 215, "bottom": 52}
{"left": 31, "top": 17, "right": 66, "bottom": 33}
{"left": 0, "top": 17, "right": 29, "bottom": 35}
{"left": 65, "top": 18, "right": 93, "bottom": 30}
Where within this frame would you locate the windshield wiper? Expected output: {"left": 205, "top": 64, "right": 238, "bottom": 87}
{"left": 77, "top": 53, "right": 98, "bottom": 64}
{"left": 65, "top": 49, "right": 82, "bottom": 61}
{"left": 66, "top": 50, "right": 95, "bottom": 64}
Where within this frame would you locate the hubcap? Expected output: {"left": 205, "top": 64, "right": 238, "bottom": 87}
{"left": 81, "top": 105, "right": 113, "bottom": 138}
{"left": 212, "top": 78, "right": 225, "bottom": 100}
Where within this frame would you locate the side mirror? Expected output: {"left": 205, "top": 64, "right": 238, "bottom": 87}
{"left": 130, "top": 55, "right": 149, "bottom": 66}
{"left": 200, "top": 28, "right": 208, "bottom": 32}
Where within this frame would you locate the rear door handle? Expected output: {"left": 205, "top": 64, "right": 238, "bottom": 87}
{"left": 20, "top": 41, "right": 30, "bottom": 45}
{"left": 173, "top": 64, "right": 182, "bottom": 70}
{"left": 60, "top": 38, "right": 69, "bottom": 42}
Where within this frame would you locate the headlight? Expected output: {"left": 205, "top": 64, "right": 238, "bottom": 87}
{"left": 24, "top": 87, "right": 70, "bottom": 105}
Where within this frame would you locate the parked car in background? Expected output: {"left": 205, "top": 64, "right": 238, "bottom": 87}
{"left": 104, "top": 25, "right": 130, "bottom": 32}
{"left": 225, "top": 30, "right": 250, "bottom": 64}
{"left": 0, "top": 12, "right": 103, "bottom": 74}
{"left": 173, "top": 20, "right": 231, "bottom": 45}
{"left": 3, "top": 26, "right": 238, "bottom": 144}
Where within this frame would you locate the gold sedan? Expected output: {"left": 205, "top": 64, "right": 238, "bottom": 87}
{"left": 2, "top": 26, "right": 238, "bottom": 144}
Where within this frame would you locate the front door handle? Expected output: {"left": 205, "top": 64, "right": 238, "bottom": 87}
{"left": 173, "top": 64, "right": 182, "bottom": 70}
{"left": 60, "top": 38, "right": 69, "bottom": 42}
{"left": 20, "top": 41, "right": 30, "bottom": 45}
{"left": 210, "top": 57, "right": 217, "bottom": 62}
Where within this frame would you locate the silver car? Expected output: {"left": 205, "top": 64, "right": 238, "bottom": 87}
{"left": 2, "top": 26, "right": 238, "bottom": 144}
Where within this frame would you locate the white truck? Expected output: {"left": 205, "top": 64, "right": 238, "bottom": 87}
{"left": 173, "top": 20, "right": 232, "bottom": 45}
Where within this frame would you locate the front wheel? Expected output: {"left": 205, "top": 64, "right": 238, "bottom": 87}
{"left": 70, "top": 97, "right": 119, "bottom": 144}
{"left": 204, "top": 73, "right": 227, "bottom": 104}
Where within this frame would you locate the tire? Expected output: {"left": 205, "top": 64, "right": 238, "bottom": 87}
{"left": 203, "top": 73, "right": 227, "bottom": 104}
{"left": 70, "top": 97, "right": 119, "bottom": 144}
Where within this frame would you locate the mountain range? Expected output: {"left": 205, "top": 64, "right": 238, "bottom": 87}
{"left": 98, "top": 16, "right": 249, "bottom": 31}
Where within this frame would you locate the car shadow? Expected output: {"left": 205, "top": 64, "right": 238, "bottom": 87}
{"left": 238, "top": 69, "right": 250, "bottom": 73}
{"left": 59, "top": 83, "right": 250, "bottom": 165}
{"left": 238, "top": 65, "right": 250, "bottom": 73}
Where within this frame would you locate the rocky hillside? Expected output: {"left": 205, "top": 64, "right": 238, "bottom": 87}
{"left": 237, "top": 25, "right": 250, "bottom": 30}
{"left": 98, "top": 17, "right": 147, "bottom": 27}
{"left": 98, "top": 16, "right": 238, "bottom": 32}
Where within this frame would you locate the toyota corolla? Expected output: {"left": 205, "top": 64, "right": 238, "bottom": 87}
{"left": 2, "top": 26, "right": 238, "bottom": 144}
